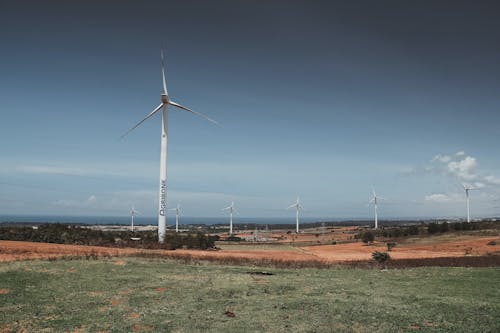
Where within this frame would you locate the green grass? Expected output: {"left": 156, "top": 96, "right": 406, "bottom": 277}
{"left": 1, "top": 258, "right": 499, "bottom": 332}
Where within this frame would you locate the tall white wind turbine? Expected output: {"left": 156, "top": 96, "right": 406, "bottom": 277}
{"left": 462, "top": 184, "right": 479, "bottom": 222}
{"left": 222, "top": 201, "right": 238, "bottom": 235}
{"left": 369, "top": 188, "right": 385, "bottom": 229}
{"left": 287, "top": 196, "right": 303, "bottom": 233}
{"left": 130, "top": 206, "right": 140, "bottom": 232}
{"left": 122, "top": 50, "right": 218, "bottom": 243}
{"left": 169, "top": 203, "right": 182, "bottom": 233}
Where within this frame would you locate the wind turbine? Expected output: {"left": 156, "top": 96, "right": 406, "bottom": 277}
{"left": 130, "top": 206, "right": 140, "bottom": 232}
{"left": 169, "top": 203, "right": 182, "bottom": 233}
{"left": 121, "top": 50, "right": 218, "bottom": 243}
{"left": 462, "top": 184, "right": 479, "bottom": 222}
{"left": 369, "top": 188, "right": 385, "bottom": 229}
{"left": 222, "top": 201, "right": 238, "bottom": 235}
{"left": 287, "top": 196, "right": 303, "bottom": 233}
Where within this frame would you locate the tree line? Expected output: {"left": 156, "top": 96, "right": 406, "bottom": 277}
{"left": 357, "top": 220, "right": 500, "bottom": 241}
{"left": 0, "top": 223, "right": 216, "bottom": 250}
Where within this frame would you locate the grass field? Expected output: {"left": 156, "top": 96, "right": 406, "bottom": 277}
{"left": 1, "top": 258, "right": 499, "bottom": 332}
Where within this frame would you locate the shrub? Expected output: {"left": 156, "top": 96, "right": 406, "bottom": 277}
{"left": 386, "top": 242, "right": 397, "bottom": 251}
{"left": 372, "top": 251, "right": 390, "bottom": 264}
{"left": 427, "top": 223, "right": 439, "bottom": 234}
{"left": 440, "top": 222, "right": 449, "bottom": 233}
{"left": 408, "top": 225, "right": 419, "bottom": 235}
{"left": 362, "top": 231, "right": 375, "bottom": 244}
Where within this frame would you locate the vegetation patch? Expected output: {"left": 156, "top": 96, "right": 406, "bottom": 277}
{"left": 0, "top": 258, "right": 499, "bottom": 332}
{"left": 0, "top": 223, "right": 216, "bottom": 250}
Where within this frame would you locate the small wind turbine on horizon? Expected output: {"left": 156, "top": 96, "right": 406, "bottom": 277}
{"left": 369, "top": 188, "right": 385, "bottom": 229}
{"left": 462, "top": 183, "right": 479, "bottom": 223}
{"left": 121, "top": 49, "right": 219, "bottom": 243}
{"left": 169, "top": 203, "right": 182, "bottom": 233}
{"left": 130, "top": 206, "right": 139, "bottom": 232}
{"left": 287, "top": 196, "right": 303, "bottom": 233}
{"left": 222, "top": 201, "right": 238, "bottom": 235}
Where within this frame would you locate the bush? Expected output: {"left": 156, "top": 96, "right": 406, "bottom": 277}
{"left": 440, "top": 222, "right": 449, "bottom": 233}
{"left": 372, "top": 251, "right": 390, "bottom": 264}
{"left": 408, "top": 225, "right": 419, "bottom": 235}
{"left": 427, "top": 223, "right": 440, "bottom": 234}
{"left": 362, "top": 231, "right": 375, "bottom": 244}
{"left": 386, "top": 242, "right": 397, "bottom": 251}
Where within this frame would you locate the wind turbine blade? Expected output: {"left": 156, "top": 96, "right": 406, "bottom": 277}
{"left": 372, "top": 187, "right": 376, "bottom": 197}
{"left": 222, "top": 206, "right": 231, "bottom": 211}
{"left": 169, "top": 100, "right": 220, "bottom": 126}
{"left": 121, "top": 104, "right": 164, "bottom": 139}
{"left": 287, "top": 203, "right": 296, "bottom": 209}
{"left": 161, "top": 49, "right": 168, "bottom": 96}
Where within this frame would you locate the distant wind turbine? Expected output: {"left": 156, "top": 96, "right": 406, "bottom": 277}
{"left": 369, "top": 188, "right": 385, "bottom": 229}
{"left": 462, "top": 184, "right": 479, "bottom": 222}
{"left": 169, "top": 203, "right": 182, "bottom": 233}
{"left": 222, "top": 201, "right": 238, "bottom": 235}
{"left": 287, "top": 196, "right": 303, "bottom": 233}
{"left": 121, "top": 50, "right": 219, "bottom": 243}
{"left": 130, "top": 206, "right": 139, "bottom": 232}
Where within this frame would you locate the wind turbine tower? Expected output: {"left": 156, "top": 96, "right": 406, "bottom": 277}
{"left": 287, "top": 196, "right": 303, "bottom": 233}
{"left": 222, "top": 201, "right": 238, "bottom": 235}
{"left": 369, "top": 188, "right": 385, "bottom": 229}
{"left": 122, "top": 50, "right": 218, "bottom": 243}
{"left": 130, "top": 206, "right": 139, "bottom": 232}
{"left": 462, "top": 184, "right": 478, "bottom": 223}
{"left": 169, "top": 203, "right": 182, "bottom": 232}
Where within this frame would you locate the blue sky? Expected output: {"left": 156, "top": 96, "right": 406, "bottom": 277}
{"left": 1, "top": 1, "right": 500, "bottom": 219}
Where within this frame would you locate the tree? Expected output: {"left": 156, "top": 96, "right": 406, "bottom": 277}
{"left": 408, "top": 225, "right": 419, "bottom": 235}
{"left": 439, "top": 222, "right": 449, "bottom": 233}
{"left": 427, "top": 223, "right": 439, "bottom": 234}
{"left": 362, "top": 231, "right": 375, "bottom": 244}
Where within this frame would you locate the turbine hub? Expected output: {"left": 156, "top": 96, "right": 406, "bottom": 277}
{"left": 161, "top": 94, "right": 168, "bottom": 104}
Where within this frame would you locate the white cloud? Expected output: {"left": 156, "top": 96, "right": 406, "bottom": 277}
{"left": 447, "top": 156, "right": 477, "bottom": 181}
{"left": 425, "top": 193, "right": 452, "bottom": 202}
{"left": 52, "top": 195, "right": 98, "bottom": 208}
{"left": 424, "top": 192, "right": 467, "bottom": 204}
{"left": 18, "top": 165, "right": 89, "bottom": 176}
{"left": 484, "top": 176, "right": 500, "bottom": 185}
{"left": 432, "top": 154, "right": 451, "bottom": 163}
{"left": 429, "top": 151, "right": 500, "bottom": 188}
{"left": 11, "top": 162, "right": 156, "bottom": 179}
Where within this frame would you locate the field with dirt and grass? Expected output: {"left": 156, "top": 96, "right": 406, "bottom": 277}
{"left": 0, "top": 257, "right": 499, "bottom": 332}
{"left": 1, "top": 231, "right": 500, "bottom": 266}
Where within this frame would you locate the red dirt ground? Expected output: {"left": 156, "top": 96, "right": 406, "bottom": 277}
{"left": 1, "top": 235, "right": 499, "bottom": 263}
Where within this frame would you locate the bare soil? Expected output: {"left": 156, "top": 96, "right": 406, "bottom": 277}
{"left": 1, "top": 233, "right": 499, "bottom": 263}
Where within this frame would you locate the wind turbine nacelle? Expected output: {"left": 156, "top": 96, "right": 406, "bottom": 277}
{"left": 161, "top": 94, "right": 169, "bottom": 104}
